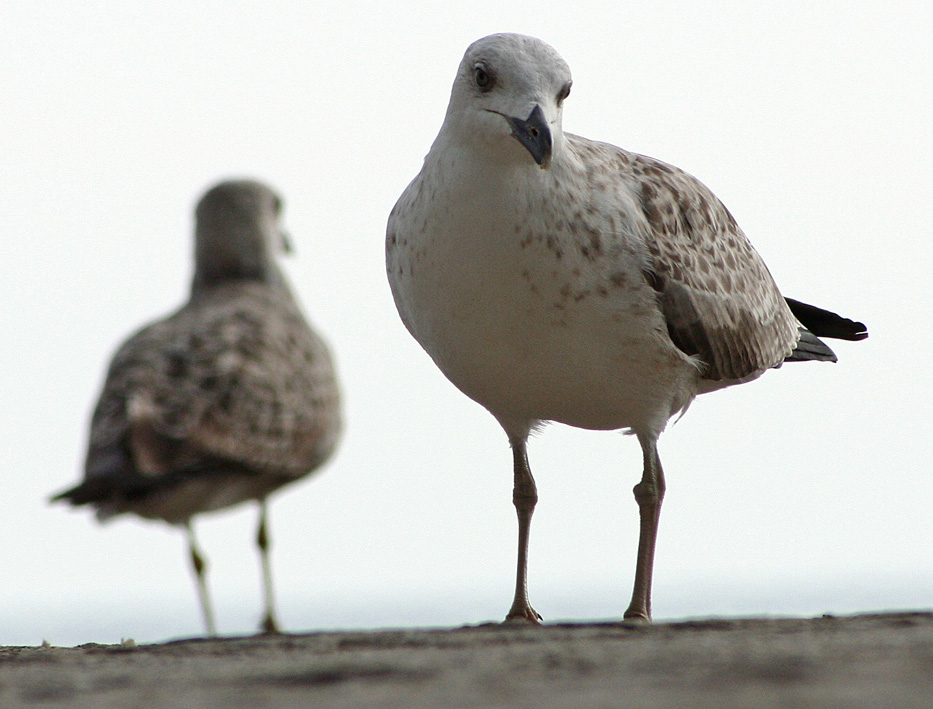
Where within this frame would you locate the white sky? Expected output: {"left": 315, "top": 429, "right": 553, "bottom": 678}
{"left": 2, "top": 2, "right": 931, "bottom": 646}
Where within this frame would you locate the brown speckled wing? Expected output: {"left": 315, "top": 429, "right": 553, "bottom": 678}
{"left": 85, "top": 282, "right": 341, "bottom": 487}
{"left": 625, "top": 150, "right": 800, "bottom": 381}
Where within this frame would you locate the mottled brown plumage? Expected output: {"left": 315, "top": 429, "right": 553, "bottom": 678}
{"left": 53, "top": 180, "right": 341, "bottom": 635}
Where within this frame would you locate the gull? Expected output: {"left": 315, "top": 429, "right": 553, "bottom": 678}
{"left": 386, "top": 33, "right": 867, "bottom": 623}
{"left": 53, "top": 180, "right": 342, "bottom": 635}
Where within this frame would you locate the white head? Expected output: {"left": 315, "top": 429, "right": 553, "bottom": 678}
{"left": 440, "top": 33, "right": 572, "bottom": 169}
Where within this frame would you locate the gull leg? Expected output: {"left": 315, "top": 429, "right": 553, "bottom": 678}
{"left": 186, "top": 521, "right": 217, "bottom": 637}
{"left": 504, "top": 438, "right": 542, "bottom": 624}
{"left": 623, "top": 432, "right": 666, "bottom": 623}
{"left": 256, "top": 499, "right": 281, "bottom": 634}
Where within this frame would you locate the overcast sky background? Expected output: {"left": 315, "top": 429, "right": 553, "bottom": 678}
{"left": 2, "top": 2, "right": 930, "bottom": 647}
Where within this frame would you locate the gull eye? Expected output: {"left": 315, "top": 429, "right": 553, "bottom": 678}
{"left": 473, "top": 62, "right": 494, "bottom": 91}
{"left": 557, "top": 81, "right": 572, "bottom": 105}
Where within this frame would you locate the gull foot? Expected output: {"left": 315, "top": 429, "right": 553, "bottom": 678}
{"left": 621, "top": 611, "right": 651, "bottom": 627}
{"left": 504, "top": 604, "right": 543, "bottom": 625}
{"left": 259, "top": 614, "right": 281, "bottom": 635}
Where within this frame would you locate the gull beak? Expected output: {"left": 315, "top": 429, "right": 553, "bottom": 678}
{"left": 505, "top": 105, "right": 552, "bottom": 169}
{"left": 280, "top": 230, "right": 294, "bottom": 255}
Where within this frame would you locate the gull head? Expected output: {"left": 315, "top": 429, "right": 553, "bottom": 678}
{"left": 441, "top": 33, "right": 572, "bottom": 170}
{"left": 192, "top": 179, "right": 290, "bottom": 293}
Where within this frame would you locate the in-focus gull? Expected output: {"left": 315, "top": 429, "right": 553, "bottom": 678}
{"left": 386, "top": 33, "right": 867, "bottom": 623}
{"left": 53, "top": 180, "right": 342, "bottom": 635}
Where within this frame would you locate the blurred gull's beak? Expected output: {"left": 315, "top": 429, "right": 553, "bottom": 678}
{"left": 280, "top": 230, "right": 294, "bottom": 255}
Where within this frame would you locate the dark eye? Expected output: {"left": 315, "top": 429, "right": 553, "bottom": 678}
{"left": 557, "top": 81, "right": 572, "bottom": 105}
{"left": 473, "top": 62, "right": 494, "bottom": 91}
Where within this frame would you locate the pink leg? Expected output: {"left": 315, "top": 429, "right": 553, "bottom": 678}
{"left": 623, "top": 433, "right": 665, "bottom": 622}
{"left": 504, "top": 438, "right": 542, "bottom": 624}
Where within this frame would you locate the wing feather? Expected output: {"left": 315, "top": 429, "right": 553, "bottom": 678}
{"left": 83, "top": 282, "right": 340, "bottom": 489}
{"left": 626, "top": 151, "right": 800, "bottom": 381}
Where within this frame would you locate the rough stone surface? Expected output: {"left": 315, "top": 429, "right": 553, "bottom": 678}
{"left": 2, "top": 612, "right": 931, "bottom": 707}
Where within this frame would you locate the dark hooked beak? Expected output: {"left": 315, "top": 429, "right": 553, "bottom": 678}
{"left": 505, "top": 105, "right": 552, "bottom": 169}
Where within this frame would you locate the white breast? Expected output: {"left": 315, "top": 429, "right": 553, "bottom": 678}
{"left": 387, "top": 146, "right": 700, "bottom": 436}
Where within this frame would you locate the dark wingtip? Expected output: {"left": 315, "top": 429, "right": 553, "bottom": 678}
{"left": 848, "top": 322, "right": 869, "bottom": 341}
{"left": 49, "top": 478, "right": 110, "bottom": 507}
{"left": 785, "top": 297, "right": 868, "bottom": 341}
{"left": 787, "top": 328, "right": 838, "bottom": 363}
{"left": 49, "top": 486, "right": 75, "bottom": 505}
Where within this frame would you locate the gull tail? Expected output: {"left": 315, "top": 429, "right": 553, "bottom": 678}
{"left": 784, "top": 297, "right": 868, "bottom": 363}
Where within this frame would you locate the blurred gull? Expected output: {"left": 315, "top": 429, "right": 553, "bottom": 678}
{"left": 386, "top": 33, "right": 866, "bottom": 623}
{"left": 54, "top": 179, "right": 342, "bottom": 636}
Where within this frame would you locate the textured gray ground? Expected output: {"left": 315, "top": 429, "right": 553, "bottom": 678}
{"left": 2, "top": 612, "right": 931, "bottom": 707}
